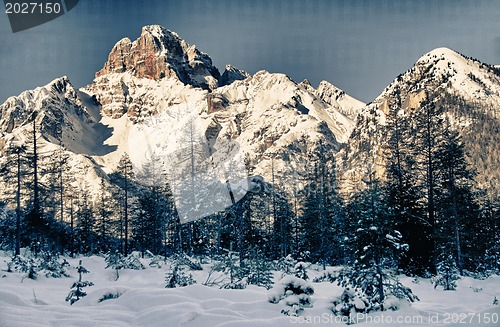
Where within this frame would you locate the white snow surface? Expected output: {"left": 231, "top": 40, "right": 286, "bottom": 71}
{"left": 0, "top": 252, "right": 499, "bottom": 326}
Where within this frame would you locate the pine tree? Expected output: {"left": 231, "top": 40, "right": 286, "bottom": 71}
{"left": 434, "top": 125, "right": 478, "bottom": 274}
{"left": 165, "top": 264, "right": 196, "bottom": 288}
{"left": 412, "top": 94, "right": 446, "bottom": 273}
{"left": 94, "top": 179, "right": 114, "bottom": 253}
{"left": 299, "top": 141, "right": 344, "bottom": 267}
{"left": 341, "top": 177, "right": 412, "bottom": 311}
{"left": 114, "top": 153, "right": 135, "bottom": 255}
{"left": 433, "top": 254, "right": 459, "bottom": 291}
{"left": 0, "top": 142, "right": 28, "bottom": 255}
{"left": 105, "top": 251, "right": 126, "bottom": 281}
{"left": 75, "top": 183, "right": 95, "bottom": 254}
{"left": 246, "top": 249, "right": 274, "bottom": 289}
{"left": 383, "top": 87, "right": 427, "bottom": 275}
{"left": 66, "top": 260, "right": 93, "bottom": 305}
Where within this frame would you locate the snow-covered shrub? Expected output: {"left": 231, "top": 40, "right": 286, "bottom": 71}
{"left": 7, "top": 255, "right": 38, "bottom": 280}
{"left": 39, "top": 251, "right": 70, "bottom": 278}
{"left": 147, "top": 251, "right": 165, "bottom": 268}
{"left": 213, "top": 252, "right": 246, "bottom": 289}
{"left": 312, "top": 271, "right": 337, "bottom": 283}
{"left": 66, "top": 260, "right": 93, "bottom": 305}
{"left": 246, "top": 250, "right": 274, "bottom": 289}
{"left": 104, "top": 252, "right": 145, "bottom": 280}
{"left": 125, "top": 254, "right": 145, "bottom": 270}
{"left": 273, "top": 254, "right": 297, "bottom": 275}
{"left": 165, "top": 264, "right": 196, "bottom": 288}
{"left": 172, "top": 253, "right": 202, "bottom": 271}
{"left": 268, "top": 276, "right": 314, "bottom": 316}
{"left": 105, "top": 252, "right": 126, "bottom": 280}
{"left": 98, "top": 290, "right": 124, "bottom": 303}
{"left": 330, "top": 288, "right": 367, "bottom": 323}
{"left": 493, "top": 297, "right": 498, "bottom": 305}
{"left": 335, "top": 266, "right": 418, "bottom": 315}
{"left": 293, "top": 262, "right": 309, "bottom": 281}
{"left": 433, "top": 255, "right": 459, "bottom": 291}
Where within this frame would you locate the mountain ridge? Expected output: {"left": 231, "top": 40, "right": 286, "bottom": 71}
{"left": 1, "top": 26, "right": 498, "bottom": 203}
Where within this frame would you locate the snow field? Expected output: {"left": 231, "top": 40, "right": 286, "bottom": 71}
{"left": 1, "top": 253, "right": 499, "bottom": 326}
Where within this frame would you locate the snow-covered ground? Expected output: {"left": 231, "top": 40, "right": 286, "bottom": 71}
{"left": 0, "top": 252, "right": 499, "bottom": 327}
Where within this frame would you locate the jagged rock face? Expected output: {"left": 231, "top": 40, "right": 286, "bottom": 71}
{"left": 89, "top": 25, "right": 224, "bottom": 120}
{"left": 205, "top": 70, "right": 347, "bottom": 163}
{"left": 219, "top": 65, "right": 250, "bottom": 86}
{"left": 95, "top": 25, "right": 220, "bottom": 90}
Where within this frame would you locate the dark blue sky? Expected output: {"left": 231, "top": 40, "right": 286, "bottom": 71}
{"left": 0, "top": 0, "right": 499, "bottom": 104}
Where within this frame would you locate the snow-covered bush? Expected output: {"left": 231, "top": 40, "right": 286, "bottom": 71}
{"left": 98, "top": 290, "right": 124, "bottom": 303}
{"left": 105, "top": 252, "right": 126, "bottom": 280}
{"left": 273, "top": 255, "right": 297, "bottom": 275}
{"left": 165, "top": 264, "right": 196, "bottom": 288}
{"left": 172, "top": 253, "right": 202, "bottom": 270}
{"left": 293, "top": 262, "right": 309, "bottom": 281}
{"left": 7, "top": 255, "right": 38, "bottom": 280}
{"left": 330, "top": 287, "right": 366, "bottom": 324}
{"left": 104, "top": 252, "right": 144, "bottom": 280}
{"left": 147, "top": 251, "right": 165, "bottom": 268}
{"left": 335, "top": 266, "right": 418, "bottom": 314}
{"left": 433, "top": 255, "right": 460, "bottom": 291}
{"left": 39, "top": 251, "right": 70, "bottom": 278}
{"left": 246, "top": 250, "right": 274, "bottom": 289}
{"left": 66, "top": 260, "right": 93, "bottom": 305}
{"left": 125, "top": 254, "right": 145, "bottom": 270}
{"left": 313, "top": 271, "right": 336, "bottom": 283}
{"left": 211, "top": 252, "right": 246, "bottom": 289}
{"left": 268, "top": 276, "right": 314, "bottom": 316}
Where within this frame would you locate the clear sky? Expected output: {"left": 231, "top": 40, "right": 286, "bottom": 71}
{"left": 0, "top": 0, "right": 499, "bottom": 104}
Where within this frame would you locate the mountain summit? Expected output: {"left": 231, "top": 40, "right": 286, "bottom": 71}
{"left": 96, "top": 25, "right": 220, "bottom": 90}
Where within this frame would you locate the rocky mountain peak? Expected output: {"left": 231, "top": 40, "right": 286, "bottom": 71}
{"left": 95, "top": 25, "right": 220, "bottom": 90}
{"left": 219, "top": 64, "right": 250, "bottom": 86}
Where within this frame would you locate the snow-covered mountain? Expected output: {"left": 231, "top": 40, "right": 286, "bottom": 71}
{"left": 0, "top": 25, "right": 364, "bottom": 202}
{"left": 339, "top": 47, "right": 500, "bottom": 196}
{"left": 2, "top": 26, "right": 498, "bottom": 204}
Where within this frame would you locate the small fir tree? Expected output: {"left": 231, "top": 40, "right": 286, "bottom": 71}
{"left": 165, "top": 264, "right": 196, "bottom": 288}
{"left": 66, "top": 260, "right": 93, "bottom": 305}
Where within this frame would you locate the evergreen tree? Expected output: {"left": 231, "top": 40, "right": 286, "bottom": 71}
{"left": 165, "top": 264, "right": 196, "bottom": 288}
{"left": 341, "top": 177, "right": 412, "bottom": 311}
{"left": 246, "top": 249, "right": 274, "bottom": 289}
{"left": 433, "top": 254, "right": 459, "bottom": 291}
{"left": 114, "top": 153, "right": 135, "bottom": 255}
{"left": 94, "top": 179, "right": 115, "bottom": 253}
{"left": 66, "top": 260, "right": 93, "bottom": 305}
{"left": 75, "top": 183, "right": 95, "bottom": 254}
{"left": 384, "top": 87, "right": 427, "bottom": 275}
{"left": 105, "top": 251, "right": 126, "bottom": 281}
{"left": 434, "top": 125, "right": 478, "bottom": 274}
{"left": 299, "top": 141, "right": 344, "bottom": 267}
